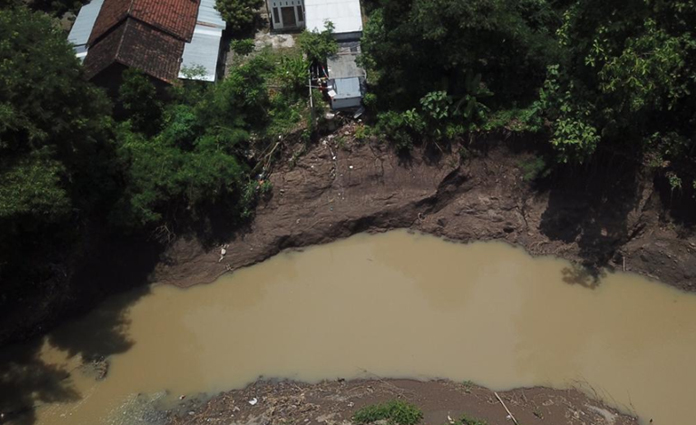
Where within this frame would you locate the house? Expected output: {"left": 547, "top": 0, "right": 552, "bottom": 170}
{"left": 303, "top": 0, "right": 362, "bottom": 41}
{"left": 67, "top": 0, "right": 225, "bottom": 88}
{"left": 267, "top": 0, "right": 305, "bottom": 31}
{"left": 266, "top": 0, "right": 365, "bottom": 109}
{"left": 267, "top": 0, "right": 362, "bottom": 40}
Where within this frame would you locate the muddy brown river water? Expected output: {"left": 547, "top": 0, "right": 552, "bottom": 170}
{"left": 2, "top": 230, "right": 696, "bottom": 425}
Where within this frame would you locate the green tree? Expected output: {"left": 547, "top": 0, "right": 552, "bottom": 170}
{"left": 298, "top": 22, "right": 338, "bottom": 63}
{"left": 360, "top": 0, "right": 560, "bottom": 112}
{"left": 537, "top": 0, "right": 696, "bottom": 180}
{"left": 0, "top": 6, "right": 112, "bottom": 297}
{"left": 0, "top": 6, "right": 112, "bottom": 231}
{"left": 118, "top": 69, "right": 163, "bottom": 136}
{"left": 215, "top": 0, "right": 263, "bottom": 31}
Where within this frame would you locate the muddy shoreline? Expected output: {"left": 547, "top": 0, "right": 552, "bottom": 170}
{"left": 156, "top": 126, "right": 696, "bottom": 292}
{"left": 3, "top": 127, "right": 695, "bottom": 348}
{"left": 167, "top": 378, "right": 637, "bottom": 425}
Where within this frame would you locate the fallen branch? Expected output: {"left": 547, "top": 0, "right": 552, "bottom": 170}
{"left": 494, "top": 392, "right": 519, "bottom": 425}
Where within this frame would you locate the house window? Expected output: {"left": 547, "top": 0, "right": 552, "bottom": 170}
{"left": 273, "top": 7, "right": 280, "bottom": 24}
{"left": 296, "top": 5, "right": 304, "bottom": 22}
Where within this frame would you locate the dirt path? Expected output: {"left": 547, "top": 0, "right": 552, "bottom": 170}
{"left": 168, "top": 379, "right": 637, "bottom": 425}
{"left": 155, "top": 125, "right": 696, "bottom": 292}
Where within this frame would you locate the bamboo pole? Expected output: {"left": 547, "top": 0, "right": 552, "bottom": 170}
{"left": 494, "top": 392, "right": 519, "bottom": 425}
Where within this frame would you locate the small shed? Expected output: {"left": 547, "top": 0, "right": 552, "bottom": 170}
{"left": 304, "top": 0, "right": 362, "bottom": 40}
{"left": 326, "top": 41, "right": 366, "bottom": 110}
{"left": 328, "top": 77, "right": 364, "bottom": 109}
{"left": 67, "top": 0, "right": 105, "bottom": 60}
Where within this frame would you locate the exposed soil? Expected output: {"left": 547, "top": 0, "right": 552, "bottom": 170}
{"left": 167, "top": 379, "right": 637, "bottom": 425}
{"left": 155, "top": 124, "right": 696, "bottom": 292}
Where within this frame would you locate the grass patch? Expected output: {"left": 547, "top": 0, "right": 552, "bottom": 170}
{"left": 353, "top": 400, "right": 423, "bottom": 425}
{"left": 519, "top": 156, "right": 550, "bottom": 181}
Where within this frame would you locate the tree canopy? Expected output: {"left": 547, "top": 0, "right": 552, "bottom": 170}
{"left": 0, "top": 6, "right": 112, "bottom": 234}
{"left": 215, "top": 0, "right": 263, "bottom": 31}
{"left": 359, "top": 0, "right": 696, "bottom": 193}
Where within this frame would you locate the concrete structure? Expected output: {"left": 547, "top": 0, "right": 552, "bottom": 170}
{"left": 326, "top": 41, "right": 365, "bottom": 109}
{"left": 267, "top": 0, "right": 305, "bottom": 31}
{"left": 304, "top": 0, "right": 362, "bottom": 40}
{"left": 267, "top": 0, "right": 362, "bottom": 40}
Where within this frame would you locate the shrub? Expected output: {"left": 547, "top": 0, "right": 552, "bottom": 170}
{"left": 353, "top": 400, "right": 423, "bottom": 425}
{"left": 298, "top": 22, "right": 338, "bottom": 63}
{"left": 232, "top": 39, "right": 255, "bottom": 56}
{"left": 215, "top": 0, "right": 263, "bottom": 31}
{"left": 519, "top": 156, "right": 551, "bottom": 181}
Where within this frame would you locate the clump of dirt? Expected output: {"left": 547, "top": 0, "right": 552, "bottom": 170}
{"left": 167, "top": 379, "right": 637, "bottom": 425}
{"left": 155, "top": 124, "right": 696, "bottom": 292}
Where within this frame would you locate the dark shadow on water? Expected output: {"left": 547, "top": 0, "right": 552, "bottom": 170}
{"left": 561, "top": 264, "right": 606, "bottom": 290}
{"left": 0, "top": 285, "right": 151, "bottom": 424}
{"left": 0, "top": 254, "right": 154, "bottom": 424}
{"left": 0, "top": 340, "right": 81, "bottom": 425}
{"left": 45, "top": 285, "right": 150, "bottom": 362}
{"left": 539, "top": 155, "right": 643, "bottom": 275}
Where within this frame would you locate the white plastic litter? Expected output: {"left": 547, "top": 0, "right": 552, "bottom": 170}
{"left": 249, "top": 397, "right": 258, "bottom": 405}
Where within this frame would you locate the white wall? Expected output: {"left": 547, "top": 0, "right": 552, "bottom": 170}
{"left": 331, "top": 96, "right": 362, "bottom": 110}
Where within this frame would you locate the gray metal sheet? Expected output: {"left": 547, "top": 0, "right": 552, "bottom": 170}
{"left": 333, "top": 77, "right": 362, "bottom": 99}
{"left": 179, "top": 27, "right": 223, "bottom": 82}
{"left": 327, "top": 42, "right": 364, "bottom": 79}
{"left": 197, "top": 0, "right": 226, "bottom": 29}
{"left": 68, "top": 0, "right": 105, "bottom": 49}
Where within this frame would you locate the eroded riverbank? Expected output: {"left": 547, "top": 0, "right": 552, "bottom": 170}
{"left": 156, "top": 128, "right": 696, "bottom": 293}
{"left": 3, "top": 129, "right": 695, "bottom": 352}
{"left": 2, "top": 231, "right": 695, "bottom": 425}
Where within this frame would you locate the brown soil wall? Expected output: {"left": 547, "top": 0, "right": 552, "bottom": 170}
{"left": 156, "top": 129, "right": 696, "bottom": 292}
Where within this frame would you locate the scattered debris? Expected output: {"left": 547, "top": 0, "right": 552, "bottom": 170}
{"left": 218, "top": 244, "right": 228, "bottom": 263}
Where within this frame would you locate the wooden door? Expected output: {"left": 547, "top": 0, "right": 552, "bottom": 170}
{"left": 281, "top": 6, "right": 296, "bottom": 27}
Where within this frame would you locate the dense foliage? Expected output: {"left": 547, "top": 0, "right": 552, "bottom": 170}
{"left": 541, "top": 0, "right": 696, "bottom": 186}
{"left": 2, "top": 0, "right": 695, "bottom": 336}
{"left": 0, "top": 6, "right": 112, "bottom": 284}
{"left": 0, "top": 4, "right": 314, "bottom": 311}
{"left": 112, "top": 47, "right": 312, "bottom": 232}
{"left": 298, "top": 22, "right": 339, "bottom": 63}
{"left": 215, "top": 0, "right": 264, "bottom": 31}
{"left": 360, "top": 0, "right": 696, "bottom": 194}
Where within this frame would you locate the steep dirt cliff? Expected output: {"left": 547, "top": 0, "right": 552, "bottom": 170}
{"left": 156, "top": 127, "right": 696, "bottom": 292}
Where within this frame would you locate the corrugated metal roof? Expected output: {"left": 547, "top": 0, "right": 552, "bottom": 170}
{"left": 68, "top": 0, "right": 105, "bottom": 50}
{"left": 179, "top": 0, "right": 224, "bottom": 82}
{"left": 327, "top": 41, "right": 364, "bottom": 79}
{"left": 304, "top": 0, "right": 362, "bottom": 35}
{"left": 196, "top": 0, "right": 226, "bottom": 29}
{"left": 332, "top": 77, "right": 362, "bottom": 99}
{"left": 179, "top": 26, "right": 222, "bottom": 82}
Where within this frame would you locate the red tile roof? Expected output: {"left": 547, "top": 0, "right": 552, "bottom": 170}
{"left": 84, "top": 18, "right": 186, "bottom": 83}
{"left": 89, "top": 0, "right": 199, "bottom": 45}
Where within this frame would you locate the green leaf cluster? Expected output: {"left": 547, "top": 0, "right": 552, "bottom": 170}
{"left": 298, "top": 22, "right": 338, "bottom": 63}
{"left": 215, "top": 0, "right": 263, "bottom": 31}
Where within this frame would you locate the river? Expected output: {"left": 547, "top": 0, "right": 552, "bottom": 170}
{"left": 1, "top": 230, "right": 695, "bottom": 425}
